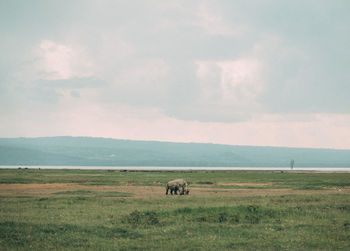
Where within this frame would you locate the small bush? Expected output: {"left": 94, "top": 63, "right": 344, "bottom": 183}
{"left": 230, "top": 214, "right": 240, "bottom": 223}
{"left": 100, "top": 191, "right": 132, "bottom": 197}
{"left": 247, "top": 205, "right": 259, "bottom": 213}
{"left": 218, "top": 212, "right": 228, "bottom": 222}
{"left": 338, "top": 205, "right": 350, "bottom": 212}
{"left": 144, "top": 211, "right": 159, "bottom": 225}
{"left": 127, "top": 210, "right": 142, "bottom": 225}
{"left": 75, "top": 196, "right": 87, "bottom": 201}
{"left": 53, "top": 190, "right": 94, "bottom": 195}
{"left": 124, "top": 210, "right": 160, "bottom": 226}
{"left": 245, "top": 214, "right": 260, "bottom": 224}
{"left": 174, "top": 207, "right": 193, "bottom": 215}
{"left": 197, "top": 181, "right": 214, "bottom": 185}
{"left": 106, "top": 227, "right": 141, "bottom": 239}
{"left": 172, "top": 205, "right": 277, "bottom": 224}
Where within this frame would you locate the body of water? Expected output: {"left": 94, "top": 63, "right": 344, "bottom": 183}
{"left": 0, "top": 165, "right": 350, "bottom": 172}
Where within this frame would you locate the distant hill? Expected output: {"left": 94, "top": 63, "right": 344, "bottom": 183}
{"left": 0, "top": 137, "right": 349, "bottom": 167}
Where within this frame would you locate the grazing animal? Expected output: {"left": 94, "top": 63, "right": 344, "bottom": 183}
{"left": 166, "top": 179, "right": 190, "bottom": 195}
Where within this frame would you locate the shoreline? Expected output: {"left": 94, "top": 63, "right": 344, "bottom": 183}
{"left": 1, "top": 165, "right": 350, "bottom": 172}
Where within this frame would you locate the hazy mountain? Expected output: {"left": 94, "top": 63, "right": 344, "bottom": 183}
{"left": 0, "top": 137, "right": 349, "bottom": 167}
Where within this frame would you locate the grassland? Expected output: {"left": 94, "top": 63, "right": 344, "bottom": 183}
{"left": 0, "top": 168, "right": 350, "bottom": 250}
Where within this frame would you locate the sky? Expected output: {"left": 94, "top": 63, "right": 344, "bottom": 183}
{"left": 1, "top": 0, "right": 350, "bottom": 149}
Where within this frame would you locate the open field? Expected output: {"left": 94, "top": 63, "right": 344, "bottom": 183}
{"left": 1, "top": 169, "right": 350, "bottom": 250}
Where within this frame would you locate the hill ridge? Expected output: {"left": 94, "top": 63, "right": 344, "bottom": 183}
{"left": 0, "top": 137, "right": 349, "bottom": 167}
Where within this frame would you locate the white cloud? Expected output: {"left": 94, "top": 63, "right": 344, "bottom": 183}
{"left": 218, "top": 59, "right": 263, "bottom": 105}
{"left": 194, "top": 3, "right": 234, "bottom": 36}
{"left": 196, "top": 58, "right": 263, "bottom": 111}
{"left": 92, "top": 34, "right": 135, "bottom": 79}
{"left": 116, "top": 58, "right": 169, "bottom": 87}
{"left": 1, "top": 0, "right": 350, "bottom": 149}
{"left": 3, "top": 102, "right": 349, "bottom": 149}
{"left": 35, "top": 40, "right": 95, "bottom": 80}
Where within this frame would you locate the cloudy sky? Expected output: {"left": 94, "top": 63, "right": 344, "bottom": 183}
{"left": 1, "top": 0, "right": 350, "bottom": 149}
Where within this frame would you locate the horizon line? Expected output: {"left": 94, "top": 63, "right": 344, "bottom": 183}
{"left": 1, "top": 135, "right": 349, "bottom": 151}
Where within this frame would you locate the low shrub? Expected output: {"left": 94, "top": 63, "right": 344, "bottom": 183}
{"left": 171, "top": 205, "right": 278, "bottom": 224}
{"left": 123, "top": 210, "right": 160, "bottom": 226}
{"left": 196, "top": 181, "right": 214, "bottom": 185}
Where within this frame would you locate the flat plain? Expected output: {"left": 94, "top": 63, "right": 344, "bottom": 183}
{"left": 1, "top": 169, "right": 350, "bottom": 250}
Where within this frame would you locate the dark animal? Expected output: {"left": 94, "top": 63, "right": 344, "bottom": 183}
{"left": 166, "top": 178, "right": 190, "bottom": 195}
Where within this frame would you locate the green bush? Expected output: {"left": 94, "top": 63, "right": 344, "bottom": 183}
{"left": 123, "top": 210, "right": 160, "bottom": 226}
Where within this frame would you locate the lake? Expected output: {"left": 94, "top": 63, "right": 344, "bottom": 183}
{"left": 0, "top": 165, "right": 349, "bottom": 172}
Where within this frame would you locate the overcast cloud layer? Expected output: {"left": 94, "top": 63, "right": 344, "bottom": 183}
{"left": 1, "top": 0, "right": 350, "bottom": 149}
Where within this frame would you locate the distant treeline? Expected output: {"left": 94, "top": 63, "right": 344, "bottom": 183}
{"left": 0, "top": 137, "right": 349, "bottom": 167}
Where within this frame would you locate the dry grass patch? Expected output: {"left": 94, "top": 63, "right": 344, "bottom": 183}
{"left": 0, "top": 183, "right": 349, "bottom": 200}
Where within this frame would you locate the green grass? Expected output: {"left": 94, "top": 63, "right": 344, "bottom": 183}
{"left": 0, "top": 169, "right": 350, "bottom": 250}
{"left": 2, "top": 168, "right": 350, "bottom": 189}
{"left": 53, "top": 190, "right": 132, "bottom": 197}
